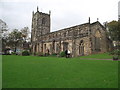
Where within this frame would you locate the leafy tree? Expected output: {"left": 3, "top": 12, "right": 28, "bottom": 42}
{"left": 107, "top": 20, "right": 120, "bottom": 50}
{"left": 20, "top": 27, "right": 30, "bottom": 42}
{"left": 107, "top": 20, "right": 120, "bottom": 41}
{"left": 2, "top": 32, "right": 9, "bottom": 53}
{"left": 0, "top": 20, "right": 30, "bottom": 53}
{"left": 8, "top": 29, "right": 23, "bottom": 53}
{"left": 0, "top": 19, "right": 8, "bottom": 53}
{"left": 20, "top": 27, "right": 31, "bottom": 51}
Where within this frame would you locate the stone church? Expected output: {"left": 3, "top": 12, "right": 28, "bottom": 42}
{"left": 31, "top": 7, "right": 112, "bottom": 57}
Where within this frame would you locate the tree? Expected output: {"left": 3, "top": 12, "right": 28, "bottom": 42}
{"left": 0, "top": 19, "right": 8, "bottom": 53}
{"left": 20, "top": 27, "right": 31, "bottom": 51}
{"left": 1, "top": 22, "right": 30, "bottom": 53}
{"left": 107, "top": 21, "right": 120, "bottom": 41}
{"left": 8, "top": 29, "right": 23, "bottom": 53}
{"left": 107, "top": 20, "right": 120, "bottom": 49}
{"left": 20, "top": 27, "right": 30, "bottom": 42}
{"left": 2, "top": 32, "right": 9, "bottom": 53}
{"left": 0, "top": 19, "right": 8, "bottom": 33}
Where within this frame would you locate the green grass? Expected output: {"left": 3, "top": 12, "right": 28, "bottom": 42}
{"left": 2, "top": 54, "right": 118, "bottom": 88}
{"left": 79, "top": 53, "right": 114, "bottom": 59}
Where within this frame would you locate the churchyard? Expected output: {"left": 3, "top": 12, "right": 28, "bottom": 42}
{"left": 2, "top": 53, "right": 118, "bottom": 88}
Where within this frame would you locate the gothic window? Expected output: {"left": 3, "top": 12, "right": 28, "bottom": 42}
{"left": 42, "top": 18, "right": 46, "bottom": 25}
{"left": 68, "top": 31, "right": 70, "bottom": 36}
{"left": 49, "top": 35, "right": 50, "bottom": 38}
{"left": 64, "top": 32, "right": 66, "bottom": 37}
{"left": 79, "top": 40, "right": 84, "bottom": 55}
{"left": 58, "top": 33, "right": 60, "bottom": 36}
{"left": 38, "top": 43, "right": 39, "bottom": 52}
{"left": 74, "top": 31, "right": 77, "bottom": 36}
{"left": 35, "top": 44, "right": 37, "bottom": 53}
{"left": 66, "top": 31, "right": 68, "bottom": 36}
{"left": 52, "top": 40, "right": 55, "bottom": 53}
{"left": 94, "top": 30, "right": 101, "bottom": 52}
{"left": 50, "top": 44, "right": 52, "bottom": 54}
{"left": 44, "top": 44, "right": 46, "bottom": 52}
{"left": 56, "top": 44, "right": 59, "bottom": 53}
{"left": 95, "top": 37, "right": 101, "bottom": 52}
{"left": 80, "top": 34, "right": 83, "bottom": 38}
{"left": 41, "top": 43, "right": 43, "bottom": 52}
{"left": 63, "top": 42, "right": 68, "bottom": 51}
{"left": 69, "top": 31, "right": 73, "bottom": 36}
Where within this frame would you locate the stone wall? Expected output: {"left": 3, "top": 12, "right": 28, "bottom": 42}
{"left": 31, "top": 10, "right": 112, "bottom": 57}
{"left": 90, "top": 22, "right": 108, "bottom": 54}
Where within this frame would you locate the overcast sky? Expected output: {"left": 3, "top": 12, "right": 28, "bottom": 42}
{"left": 118, "top": 1, "right": 120, "bottom": 15}
{"left": 0, "top": 0, "right": 119, "bottom": 32}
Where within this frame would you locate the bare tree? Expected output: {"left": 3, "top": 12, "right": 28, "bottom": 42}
{"left": 0, "top": 19, "right": 8, "bottom": 53}
{"left": 0, "top": 19, "right": 8, "bottom": 33}
{"left": 20, "top": 27, "right": 30, "bottom": 42}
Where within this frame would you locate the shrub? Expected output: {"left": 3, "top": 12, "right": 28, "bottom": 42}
{"left": 109, "top": 50, "right": 120, "bottom": 55}
{"left": 49, "top": 53, "right": 57, "bottom": 57}
{"left": 33, "top": 52, "right": 36, "bottom": 56}
{"left": 60, "top": 51, "right": 66, "bottom": 57}
{"left": 29, "top": 52, "right": 33, "bottom": 55}
{"left": 51, "top": 53, "right": 57, "bottom": 56}
{"left": 11, "top": 52, "right": 16, "bottom": 55}
{"left": 115, "top": 50, "right": 120, "bottom": 55}
{"left": 37, "top": 52, "right": 44, "bottom": 56}
{"left": 22, "top": 51, "right": 30, "bottom": 56}
{"left": 109, "top": 51, "right": 113, "bottom": 55}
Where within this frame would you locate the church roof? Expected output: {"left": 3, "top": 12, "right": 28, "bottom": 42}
{"left": 51, "top": 21, "right": 105, "bottom": 34}
{"left": 51, "top": 22, "right": 90, "bottom": 33}
{"left": 90, "top": 21, "right": 105, "bottom": 30}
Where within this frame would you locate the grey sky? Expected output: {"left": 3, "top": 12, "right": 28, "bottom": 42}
{"left": 0, "top": 0, "right": 119, "bottom": 32}
{"left": 118, "top": 1, "right": 120, "bottom": 15}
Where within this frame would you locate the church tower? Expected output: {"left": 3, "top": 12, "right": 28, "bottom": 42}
{"left": 31, "top": 7, "right": 50, "bottom": 42}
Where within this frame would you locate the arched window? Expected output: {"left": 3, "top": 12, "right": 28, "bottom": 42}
{"left": 63, "top": 42, "right": 68, "bottom": 51}
{"left": 50, "top": 44, "right": 52, "bottom": 54}
{"left": 42, "top": 18, "right": 45, "bottom": 24}
{"left": 34, "top": 44, "right": 37, "bottom": 53}
{"left": 44, "top": 44, "right": 46, "bottom": 53}
{"left": 56, "top": 44, "right": 59, "bottom": 54}
{"left": 52, "top": 40, "right": 55, "bottom": 53}
{"left": 79, "top": 40, "right": 84, "bottom": 55}
{"left": 95, "top": 37, "right": 101, "bottom": 52}
{"left": 94, "top": 31, "right": 101, "bottom": 52}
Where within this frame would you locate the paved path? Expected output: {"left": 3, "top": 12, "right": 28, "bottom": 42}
{"left": 79, "top": 58, "right": 120, "bottom": 61}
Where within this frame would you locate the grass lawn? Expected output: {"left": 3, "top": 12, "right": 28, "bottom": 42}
{"left": 2, "top": 54, "right": 118, "bottom": 88}
{"left": 79, "top": 53, "right": 114, "bottom": 59}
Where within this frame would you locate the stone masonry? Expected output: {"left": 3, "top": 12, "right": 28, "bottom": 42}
{"left": 31, "top": 7, "right": 113, "bottom": 57}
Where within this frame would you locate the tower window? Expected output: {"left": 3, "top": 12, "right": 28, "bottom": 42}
{"left": 42, "top": 18, "right": 46, "bottom": 24}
